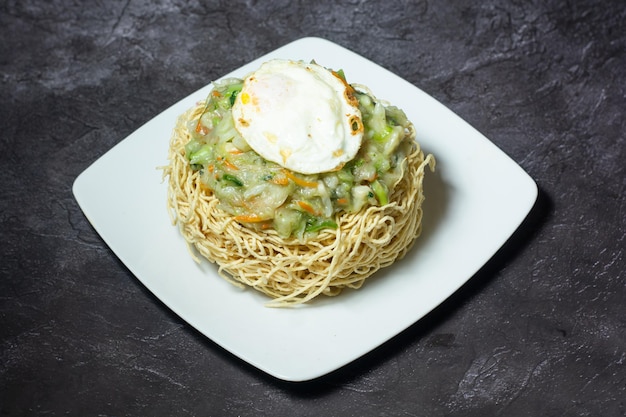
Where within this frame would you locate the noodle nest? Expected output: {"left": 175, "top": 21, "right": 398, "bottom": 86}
{"left": 164, "top": 104, "right": 434, "bottom": 307}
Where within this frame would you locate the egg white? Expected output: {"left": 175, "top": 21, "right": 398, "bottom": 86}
{"left": 231, "top": 59, "right": 364, "bottom": 174}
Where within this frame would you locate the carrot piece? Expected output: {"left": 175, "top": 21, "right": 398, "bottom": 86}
{"left": 233, "top": 214, "right": 266, "bottom": 223}
{"left": 195, "top": 122, "right": 207, "bottom": 135}
{"left": 222, "top": 159, "right": 238, "bottom": 170}
{"left": 297, "top": 201, "right": 318, "bottom": 215}
{"left": 284, "top": 170, "right": 318, "bottom": 187}
{"left": 337, "top": 198, "right": 348, "bottom": 205}
{"left": 269, "top": 175, "right": 289, "bottom": 186}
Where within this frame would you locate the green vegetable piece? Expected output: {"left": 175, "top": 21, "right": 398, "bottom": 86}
{"left": 371, "top": 180, "right": 389, "bottom": 205}
{"left": 229, "top": 89, "right": 239, "bottom": 106}
{"left": 189, "top": 144, "right": 213, "bottom": 165}
{"left": 222, "top": 173, "right": 243, "bottom": 187}
{"left": 305, "top": 219, "right": 338, "bottom": 233}
{"left": 185, "top": 138, "right": 202, "bottom": 156}
{"left": 372, "top": 124, "right": 393, "bottom": 142}
{"left": 219, "top": 82, "right": 243, "bottom": 108}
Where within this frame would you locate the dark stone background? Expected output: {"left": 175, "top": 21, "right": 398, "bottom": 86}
{"left": 1, "top": 1, "right": 624, "bottom": 416}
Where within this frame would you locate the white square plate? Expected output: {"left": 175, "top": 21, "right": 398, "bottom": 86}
{"left": 73, "top": 37, "right": 537, "bottom": 382}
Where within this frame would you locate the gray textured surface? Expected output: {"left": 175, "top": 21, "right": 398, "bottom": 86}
{"left": 1, "top": 1, "right": 624, "bottom": 416}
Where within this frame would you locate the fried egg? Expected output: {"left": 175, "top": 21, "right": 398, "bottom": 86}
{"left": 231, "top": 59, "right": 364, "bottom": 174}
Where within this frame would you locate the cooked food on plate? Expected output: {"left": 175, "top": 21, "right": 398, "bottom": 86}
{"left": 164, "top": 59, "right": 434, "bottom": 306}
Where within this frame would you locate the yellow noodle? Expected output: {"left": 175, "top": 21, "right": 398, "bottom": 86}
{"left": 164, "top": 104, "right": 434, "bottom": 307}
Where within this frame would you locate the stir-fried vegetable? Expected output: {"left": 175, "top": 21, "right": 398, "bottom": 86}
{"left": 185, "top": 72, "right": 413, "bottom": 238}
